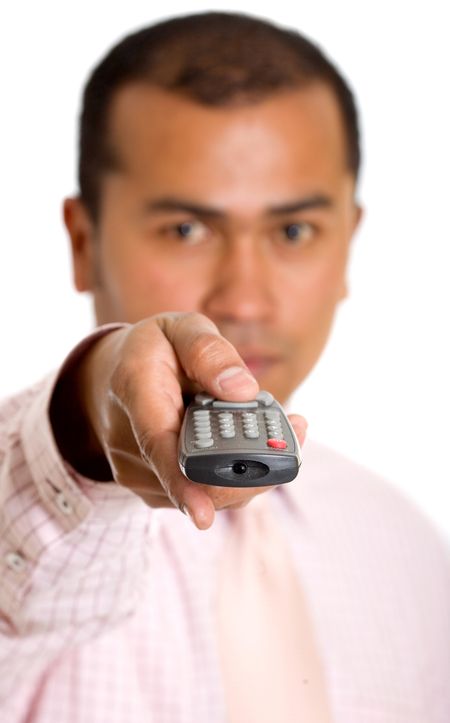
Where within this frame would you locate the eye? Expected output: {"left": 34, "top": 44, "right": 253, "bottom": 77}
{"left": 166, "top": 220, "right": 209, "bottom": 244}
{"left": 282, "top": 222, "right": 314, "bottom": 244}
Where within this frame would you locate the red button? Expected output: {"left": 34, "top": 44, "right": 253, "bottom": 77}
{"left": 267, "top": 439, "right": 287, "bottom": 449}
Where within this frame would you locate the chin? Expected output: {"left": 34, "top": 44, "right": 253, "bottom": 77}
{"left": 249, "top": 364, "right": 291, "bottom": 403}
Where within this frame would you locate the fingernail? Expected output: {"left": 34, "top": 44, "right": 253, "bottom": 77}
{"left": 181, "top": 503, "right": 196, "bottom": 525}
{"left": 216, "top": 366, "right": 257, "bottom": 392}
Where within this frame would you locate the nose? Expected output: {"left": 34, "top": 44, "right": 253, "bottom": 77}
{"left": 201, "top": 234, "right": 275, "bottom": 325}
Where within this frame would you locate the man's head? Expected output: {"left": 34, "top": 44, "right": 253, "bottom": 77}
{"left": 64, "top": 11, "right": 363, "bottom": 402}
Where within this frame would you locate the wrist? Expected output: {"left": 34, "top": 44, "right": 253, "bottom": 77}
{"left": 49, "top": 326, "right": 127, "bottom": 481}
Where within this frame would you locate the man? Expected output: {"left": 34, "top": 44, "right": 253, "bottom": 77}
{"left": 0, "top": 10, "right": 449, "bottom": 723}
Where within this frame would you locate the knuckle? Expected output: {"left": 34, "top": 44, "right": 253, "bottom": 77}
{"left": 163, "top": 311, "right": 215, "bottom": 338}
{"left": 134, "top": 427, "right": 158, "bottom": 468}
{"left": 109, "top": 352, "right": 144, "bottom": 410}
{"left": 186, "top": 333, "right": 230, "bottom": 373}
{"left": 109, "top": 362, "right": 127, "bottom": 399}
{"left": 179, "top": 310, "right": 217, "bottom": 328}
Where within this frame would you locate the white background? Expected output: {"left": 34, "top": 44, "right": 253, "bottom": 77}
{"left": 0, "top": 1, "right": 449, "bottom": 541}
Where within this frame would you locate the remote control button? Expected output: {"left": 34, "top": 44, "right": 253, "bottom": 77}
{"left": 244, "top": 430, "right": 260, "bottom": 439}
{"left": 195, "top": 393, "right": 214, "bottom": 406}
{"left": 195, "top": 432, "right": 212, "bottom": 441}
{"left": 195, "top": 438, "right": 214, "bottom": 448}
{"left": 218, "top": 412, "right": 233, "bottom": 420}
{"left": 194, "top": 419, "right": 211, "bottom": 429}
{"left": 194, "top": 431, "right": 212, "bottom": 439}
{"left": 193, "top": 410, "right": 210, "bottom": 417}
{"left": 220, "top": 430, "right": 236, "bottom": 438}
{"left": 212, "top": 401, "right": 258, "bottom": 409}
{"left": 267, "top": 439, "right": 287, "bottom": 449}
{"left": 256, "top": 390, "right": 274, "bottom": 406}
{"left": 219, "top": 423, "right": 235, "bottom": 432}
{"left": 266, "top": 424, "right": 282, "bottom": 432}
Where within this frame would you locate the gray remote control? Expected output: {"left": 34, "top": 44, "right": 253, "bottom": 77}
{"left": 178, "top": 390, "right": 302, "bottom": 487}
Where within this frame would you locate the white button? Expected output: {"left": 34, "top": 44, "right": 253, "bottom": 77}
{"left": 195, "top": 439, "right": 214, "bottom": 448}
{"left": 195, "top": 429, "right": 212, "bottom": 439}
{"left": 256, "top": 391, "right": 274, "bottom": 407}
{"left": 220, "top": 430, "right": 236, "bottom": 438}
{"left": 56, "top": 492, "right": 73, "bottom": 515}
{"left": 194, "top": 393, "right": 214, "bottom": 406}
{"left": 264, "top": 411, "right": 280, "bottom": 419}
{"left": 5, "top": 551, "right": 27, "bottom": 572}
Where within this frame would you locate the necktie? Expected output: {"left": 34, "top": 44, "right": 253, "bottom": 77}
{"left": 216, "top": 491, "right": 332, "bottom": 723}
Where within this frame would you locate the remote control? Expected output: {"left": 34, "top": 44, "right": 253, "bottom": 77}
{"left": 178, "top": 390, "right": 301, "bottom": 487}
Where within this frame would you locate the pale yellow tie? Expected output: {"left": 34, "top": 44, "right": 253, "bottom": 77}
{"left": 216, "top": 492, "right": 332, "bottom": 723}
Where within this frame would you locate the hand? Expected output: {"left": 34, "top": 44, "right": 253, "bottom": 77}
{"left": 62, "top": 312, "right": 308, "bottom": 530}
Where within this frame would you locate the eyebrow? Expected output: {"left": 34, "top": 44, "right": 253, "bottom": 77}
{"left": 142, "top": 194, "right": 333, "bottom": 218}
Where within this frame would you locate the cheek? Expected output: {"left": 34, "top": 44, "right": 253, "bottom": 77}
{"left": 284, "top": 249, "right": 347, "bottom": 330}
{"left": 99, "top": 239, "right": 206, "bottom": 320}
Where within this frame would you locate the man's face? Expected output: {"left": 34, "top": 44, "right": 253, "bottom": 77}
{"left": 65, "top": 82, "right": 361, "bottom": 403}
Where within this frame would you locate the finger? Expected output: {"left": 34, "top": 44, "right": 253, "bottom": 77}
{"left": 287, "top": 413, "right": 308, "bottom": 447}
{"left": 158, "top": 312, "right": 259, "bottom": 400}
{"left": 109, "top": 351, "right": 217, "bottom": 528}
{"left": 132, "top": 424, "right": 217, "bottom": 530}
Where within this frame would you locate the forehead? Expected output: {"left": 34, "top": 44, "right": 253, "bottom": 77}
{"left": 106, "top": 81, "right": 349, "bottom": 198}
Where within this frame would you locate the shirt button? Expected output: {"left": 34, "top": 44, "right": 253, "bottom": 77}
{"left": 5, "top": 551, "right": 27, "bottom": 572}
{"left": 56, "top": 491, "right": 73, "bottom": 515}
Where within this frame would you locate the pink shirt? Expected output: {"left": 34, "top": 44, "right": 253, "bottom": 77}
{"left": 1, "top": 326, "right": 449, "bottom": 722}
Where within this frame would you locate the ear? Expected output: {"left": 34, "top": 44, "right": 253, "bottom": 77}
{"left": 339, "top": 202, "right": 364, "bottom": 302}
{"left": 62, "top": 196, "right": 97, "bottom": 292}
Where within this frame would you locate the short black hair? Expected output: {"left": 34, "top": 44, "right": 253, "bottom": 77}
{"left": 78, "top": 11, "right": 361, "bottom": 225}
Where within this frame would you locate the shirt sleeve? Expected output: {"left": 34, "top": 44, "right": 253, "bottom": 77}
{"left": 0, "top": 323, "right": 156, "bottom": 705}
